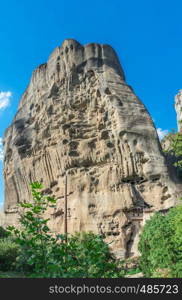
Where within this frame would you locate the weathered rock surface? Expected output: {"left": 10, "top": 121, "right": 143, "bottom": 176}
{"left": 3, "top": 39, "right": 180, "bottom": 258}
{"left": 0, "top": 211, "right": 5, "bottom": 227}
{"left": 175, "top": 89, "right": 182, "bottom": 132}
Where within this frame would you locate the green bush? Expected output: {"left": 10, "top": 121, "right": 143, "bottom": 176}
{"left": 0, "top": 238, "right": 20, "bottom": 271}
{"left": 7, "top": 182, "right": 125, "bottom": 278}
{"left": 0, "top": 226, "right": 9, "bottom": 239}
{"left": 163, "top": 132, "right": 182, "bottom": 168}
{"left": 138, "top": 204, "right": 182, "bottom": 277}
{"left": 166, "top": 204, "right": 182, "bottom": 277}
{"left": 7, "top": 182, "right": 58, "bottom": 275}
{"left": 49, "top": 232, "right": 125, "bottom": 278}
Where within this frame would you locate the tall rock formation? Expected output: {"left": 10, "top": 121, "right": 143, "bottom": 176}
{"left": 175, "top": 89, "right": 182, "bottom": 132}
{"left": 3, "top": 39, "right": 179, "bottom": 258}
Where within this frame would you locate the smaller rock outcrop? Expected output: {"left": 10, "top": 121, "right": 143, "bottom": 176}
{"left": 175, "top": 90, "right": 182, "bottom": 132}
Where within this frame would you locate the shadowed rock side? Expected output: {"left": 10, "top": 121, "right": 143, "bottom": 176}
{"left": 3, "top": 39, "right": 180, "bottom": 258}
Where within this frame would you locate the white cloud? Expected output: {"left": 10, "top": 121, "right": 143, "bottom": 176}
{"left": 0, "top": 137, "right": 3, "bottom": 161}
{"left": 157, "top": 128, "right": 169, "bottom": 140}
{"left": 0, "top": 91, "right": 12, "bottom": 110}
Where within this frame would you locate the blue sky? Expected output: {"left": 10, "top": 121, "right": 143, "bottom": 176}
{"left": 0, "top": 0, "right": 182, "bottom": 208}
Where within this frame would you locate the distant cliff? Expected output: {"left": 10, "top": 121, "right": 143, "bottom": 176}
{"left": 175, "top": 90, "right": 182, "bottom": 132}
{"left": 3, "top": 39, "right": 181, "bottom": 258}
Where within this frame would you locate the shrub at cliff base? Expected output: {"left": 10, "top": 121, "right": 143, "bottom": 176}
{"left": 0, "top": 226, "right": 20, "bottom": 272}
{"left": 163, "top": 132, "right": 182, "bottom": 177}
{"left": 0, "top": 226, "right": 9, "bottom": 239}
{"left": 0, "top": 237, "right": 20, "bottom": 271}
{"left": 7, "top": 182, "right": 125, "bottom": 278}
{"left": 138, "top": 204, "right": 182, "bottom": 277}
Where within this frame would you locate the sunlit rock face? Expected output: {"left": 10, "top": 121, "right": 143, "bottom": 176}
{"left": 3, "top": 39, "right": 179, "bottom": 257}
{"left": 175, "top": 89, "right": 182, "bottom": 132}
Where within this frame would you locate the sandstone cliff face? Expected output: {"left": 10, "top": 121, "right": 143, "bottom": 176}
{"left": 0, "top": 211, "right": 5, "bottom": 227}
{"left": 175, "top": 89, "right": 182, "bottom": 132}
{"left": 3, "top": 39, "right": 179, "bottom": 258}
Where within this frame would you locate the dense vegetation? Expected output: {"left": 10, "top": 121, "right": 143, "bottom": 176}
{"left": 163, "top": 131, "right": 182, "bottom": 170}
{"left": 0, "top": 236, "right": 19, "bottom": 272}
{"left": 1, "top": 182, "right": 125, "bottom": 278}
{"left": 139, "top": 204, "right": 182, "bottom": 277}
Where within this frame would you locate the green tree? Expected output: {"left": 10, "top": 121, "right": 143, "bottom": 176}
{"left": 138, "top": 213, "right": 174, "bottom": 277}
{"left": 7, "top": 182, "right": 57, "bottom": 275}
{"left": 0, "top": 237, "right": 20, "bottom": 271}
{"left": 166, "top": 205, "right": 182, "bottom": 276}
{"left": 7, "top": 182, "right": 125, "bottom": 278}
{"left": 138, "top": 204, "right": 182, "bottom": 277}
{"left": 0, "top": 226, "right": 9, "bottom": 239}
{"left": 163, "top": 132, "right": 182, "bottom": 168}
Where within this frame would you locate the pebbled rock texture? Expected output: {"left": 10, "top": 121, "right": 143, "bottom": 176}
{"left": 3, "top": 39, "right": 180, "bottom": 257}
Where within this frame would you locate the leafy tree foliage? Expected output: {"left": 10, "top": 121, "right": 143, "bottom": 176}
{"left": 163, "top": 132, "right": 182, "bottom": 168}
{"left": 139, "top": 204, "right": 182, "bottom": 277}
{"left": 0, "top": 238, "right": 20, "bottom": 271}
{"left": 8, "top": 182, "right": 57, "bottom": 275}
{"left": 0, "top": 226, "right": 9, "bottom": 239}
{"left": 7, "top": 182, "right": 125, "bottom": 278}
{"left": 0, "top": 226, "right": 19, "bottom": 271}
